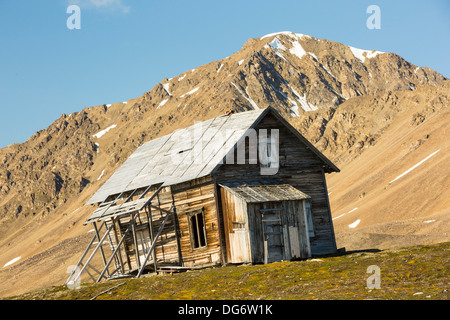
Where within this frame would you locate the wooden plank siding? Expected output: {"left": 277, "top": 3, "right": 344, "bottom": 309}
{"left": 219, "top": 187, "right": 251, "bottom": 263}
{"left": 171, "top": 176, "right": 222, "bottom": 267}
{"left": 113, "top": 177, "right": 224, "bottom": 270}
{"left": 214, "top": 112, "right": 337, "bottom": 255}
{"left": 112, "top": 187, "right": 180, "bottom": 271}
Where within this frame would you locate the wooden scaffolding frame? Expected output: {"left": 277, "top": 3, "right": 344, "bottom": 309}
{"left": 65, "top": 184, "right": 178, "bottom": 285}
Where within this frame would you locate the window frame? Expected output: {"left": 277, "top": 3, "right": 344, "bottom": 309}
{"left": 186, "top": 207, "right": 207, "bottom": 250}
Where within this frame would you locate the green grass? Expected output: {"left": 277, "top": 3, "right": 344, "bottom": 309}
{"left": 6, "top": 242, "right": 449, "bottom": 300}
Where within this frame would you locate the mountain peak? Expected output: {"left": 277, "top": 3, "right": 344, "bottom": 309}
{"left": 259, "top": 31, "right": 311, "bottom": 40}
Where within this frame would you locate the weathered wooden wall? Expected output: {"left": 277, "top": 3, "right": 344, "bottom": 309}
{"left": 113, "top": 178, "right": 223, "bottom": 270}
{"left": 219, "top": 187, "right": 251, "bottom": 263}
{"left": 111, "top": 186, "right": 179, "bottom": 271}
{"left": 214, "top": 112, "right": 337, "bottom": 255}
{"left": 247, "top": 200, "right": 311, "bottom": 263}
{"left": 171, "top": 176, "right": 222, "bottom": 267}
{"left": 149, "top": 187, "right": 180, "bottom": 265}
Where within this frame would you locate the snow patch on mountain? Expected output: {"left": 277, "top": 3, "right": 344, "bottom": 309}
{"left": 231, "top": 82, "right": 260, "bottom": 110}
{"left": 389, "top": 149, "right": 441, "bottom": 184}
{"left": 270, "top": 84, "right": 300, "bottom": 117}
{"left": 349, "top": 46, "right": 384, "bottom": 63}
{"left": 308, "top": 52, "right": 318, "bottom": 61}
{"left": 162, "top": 83, "right": 171, "bottom": 96}
{"left": 348, "top": 219, "right": 361, "bottom": 228}
{"left": 261, "top": 31, "right": 295, "bottom": 40}
{"left": 321, "top": 64, "right": 336, "bottom": 79}
{"left": 268, "top": 37, "right": 286, "bottom": 51}
{"left": 92, "top": 124, "right": 117, "bottom": 139}
{"left": 180, "top": 87, "right": 200, "bottom": 98}
{"left": 289, "top": 39, "right": 307, "bottom": 59}
{"left": 286, "top": 84, "right": 318, "bottom": 112}
{"left": 266, "top": 37, "right": 288, "bottom": 62}
{"left": 157, "top": 98, "right": 169, "bottom": 110}
{"left": 260, "top": 31, "right": 309, "bottom": 40}
{"left": 287, "top": 97, "right": 300, "bottom": 117}
{"left": 333, "top": 207, "right": 358, "bottom": 220}
{"left": 3, "top": 257, "right": 21, "bottom": 268}
{"left": 97, "top": 170, "right": 105, "bottom": 181}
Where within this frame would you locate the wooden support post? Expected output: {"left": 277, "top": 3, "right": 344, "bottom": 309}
{"left": 111, "top": 217, "right": 125, "bottom": 274}
{"left": 136, "top": 206, "right": 172, "bottom": 278}
{"left": 131, "top": 214, "right": 141, "bottom": 270}
{"left": 97, "top": 222, "right": 132, "bottom": 282}
{"left": 74, "top": 223, "right": 114, "bottom": 284}
{"left": 83, "top": 264, "right": 97, "bottom": 282}
{"left": 147, "top": 205, "right": 158, "bottom": 272}
{"left": 94, "top": 222, "right": 111, "bottom": 278}
{"left": 213, "top": 180, "right": 226, "bottom": 265}
{"left": 66, "top": 221, "right": 106, "bottom": 285}
{"left": 170, "top": 194, "right": 183, "bottom": 266}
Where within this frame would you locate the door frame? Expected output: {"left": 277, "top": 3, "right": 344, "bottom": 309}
{"left": 258, "top": 204, "right": 288, "bottom": 264}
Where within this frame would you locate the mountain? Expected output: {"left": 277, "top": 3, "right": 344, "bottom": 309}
{"left": 295, "top": 82, "right": 450, "bottom": 249}
{"left": 0, "top": 31, "right": 448, "bottom": 297}
{"left": 0, "top": 31, "right": 445, "bottom": 221}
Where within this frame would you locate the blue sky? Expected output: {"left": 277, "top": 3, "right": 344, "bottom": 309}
{"left": 0, "top": 0, "right": 449, "bottom": 148}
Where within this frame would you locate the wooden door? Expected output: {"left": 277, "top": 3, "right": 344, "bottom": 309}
{"left": 136, "top": 227, "right": 151, "bottom": 266}
{"left": 261, "top": 209, "right": 285, "bottom": 263}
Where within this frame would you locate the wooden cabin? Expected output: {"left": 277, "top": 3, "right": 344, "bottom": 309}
{"left": 67, "top": 107, "right": 339, "bottom": 283}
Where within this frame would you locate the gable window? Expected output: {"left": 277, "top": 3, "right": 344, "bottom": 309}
{"left": 259, "top": 129, "right": 279, "bottom": 175}
{"left": 260, "top": 135, "right": 272, "bottom": 168}
{"left": 187, "top": 208, "right": 207, "bottom": 249}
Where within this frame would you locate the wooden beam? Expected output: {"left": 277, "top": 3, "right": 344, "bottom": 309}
{"left": 145, "top": 205, "right": 158, "bottom": 272}
{"left": 170, "top": 186, "right": 183, "bottom": 266}
{"left": 73, "top": 223, "right": 114, "bottom": 284}
{"left": 136, "top": 206, "right": 172, "bottom": 278}
{"left": 149, "top": 204, "right": 175, "bottom": 215}
{"left": 212, "top": 179, "right": 226, "bottom": 265}
{"left": 66, "top": 221, "right": 106, "bottom": 285}
{"left": 111, "top": 217, "right": 125, "bottom": 274}
{"left": 130, "top": 214, "right": 141, "bottom": 270}
{"left": 96, "top": 221, "right": 133, "bottom": 282}
{"left": 94, "top": 222, "right": 111, "bottom": 278}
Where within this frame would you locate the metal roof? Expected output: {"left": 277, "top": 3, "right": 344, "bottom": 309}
{"left": 86, "top": 109, "right": 267, "bottom": 205}
{"left": 85, "top": 197, "right": 150, "bottom": 224}
{"left": 219, "top": 180, "right": 311, "bottom": 203}
{"left": 86, "top": 107, "right": 339, "bottom": 205}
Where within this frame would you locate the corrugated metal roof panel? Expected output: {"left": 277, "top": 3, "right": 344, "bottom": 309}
{"left": 86, "top": 109, "right": 267, "bottom": 205}
{"left": 86, "top": 107, "right": 339, "bottom": 206}
{"left": 219, "top": 180, "right": 311, "bottom": 203}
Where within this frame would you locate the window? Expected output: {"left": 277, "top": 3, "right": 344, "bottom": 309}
{"left": 188, "top": 208, "right": 207, "bottom": 249}
{"left": 305, "top": 201, "right": 315, "bottom": 237}
{"left": 259, "top": 129, "right": 279, "bottom": 175}
{"left": 260, "top": 134, "right": 272, "bottom": 168}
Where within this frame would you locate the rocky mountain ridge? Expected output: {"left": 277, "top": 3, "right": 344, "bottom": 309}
{"left": 0, "top": 32, "right": 446, "bottom": 221}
